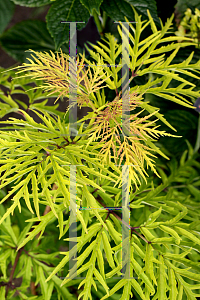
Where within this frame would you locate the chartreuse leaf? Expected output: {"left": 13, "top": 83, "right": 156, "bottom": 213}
{"left": 0, "top": 212, "right": 18, "bottom": 247}
{"left": 176, "top": 274, "right": 200, "bottom": 299}
{"left": 165, "top": 259, "right": 200, "bottom": 282}
{"left": 38, "top": 164, "right": 58, "bottom": 218}
{"left": 0, "top": 195, "right": 21, "bottom": 225}
{"left": 144, "top": 243, "right": 157, "bottom": 286}
{"left": 163, "top": 202, "right": 188, "bottom": 226}
{"left": 130, "top": 278, "right": 147, "bottom": 300}
{"left": 106, "top": 219, "right": 122, "bottom": 245}
{"left": 83, "top": 185, "right": 108, "bottom": 232}
{"left": 131, "top": 256, "right": 155, "bottom": 294}
{"left": 168, "top": 268, "right": 178, "bottom": 300}
{"left": 77, "top": 240, "right": 97, "bottom": 267}
{"left": 50, "top": 155, "right": 71, "bottom": 207}
{"left": 174, "top": 226, "right": 200, "bottom": 245}
{"left": 154, "top": 255, "right": 168, "bottom": 300}
{"left": 0, "top": 286, "right": 6, "bottom": 299}
{"left": 46, "top": 223, "right": 102, "bottom": 282}
{"left": 17, "top": 205, "right": 64, "bottom": 251}
{"left": 102, "top": 231, "right": 116, "bottom": 269}
{"left": 32, "top": 172, "right": 40, "bottom": 220}
{"left": 64, "top": 232, "right": 103, "bottom": 300}
{"left": 164, "top": 252, "right": 200, "bottom": 273}
{"left": 140, "top": 226, "right": 156, "bottom": 242}
{"left": 24, "top": 184, "right": 34, "bottom": 214}
{"left": 50, "top": 275, "right": 77, "bottom": 300}
{"left": 93, "top": 268, "right": 109, "bottom": 296}
{"left": 145, "top": 207, "right": 162, "bottom": 226}
{"left": 132, "top": 241, "right": 145, "bottom": 259}
{"left": 159, "top": 225, "right": 181, "bottom": 245}
{"left": 119, "top": 280, "right": 133, "bottom": 300}
{"left": 0, "top": 248, "right": 12, "bottom": 279}
{"left": 100, "top": 279, "right": 128, "bottom": 300}
{"left": 0, "top": 170, "right": 33, "bottom": 206}
{"left": 96, "top": 248, "right": 105, "bottom": 279}
{"left": 96, "top": 190, "right": 115, "bottom": 207}
{"left": 17, "top": 220, "right": 33, "bottom": 247}
{"left": 37, "top": 265, "right": 54, "bottom": 300}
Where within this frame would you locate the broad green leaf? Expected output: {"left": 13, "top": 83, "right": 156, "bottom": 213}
{"left": 80, "top": 0, "right": 103, "bottom": 14}
{"left": 0, "top": 20, "right": 56, "bottom": 62}
{"left": 11, "top": 0, "right": 51, "bottom": 6}
{"left": 46, "top": 0, "right": 90, "bottom": 50}
{"left": 125, "top": 1, "right": 160, "bottom": 25}
{"left": 0, "top": 0, "right": 15, "bottom": 35}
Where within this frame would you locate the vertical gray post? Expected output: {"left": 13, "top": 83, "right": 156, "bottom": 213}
{"left": 68, "top": 164, "right": 85, "bottom": 280}
{"left": 69, "top": 22, "right": 77, "bottom": 137}
{"left": 60, "top": 21, "right": 85, "bottom": 280}
{"left": 121, "top": 22, "right": 130, "bottom": 138}
{"left": 121, "top": 164, "right": 131, "bottom": 278}
{"left": 113, "top": 164, "right": 135, "bottom": 279}
{"left": 60, "top": 21, "right": 85, "bottom": 137}
{"left": 113, "top": 21, "right": 136, "bottom": 279}
{"left": 68, "top": 165, "right": 77, "bottom": 278}
{"left": 121, "top": 22, "right": 131, "bottom": 279}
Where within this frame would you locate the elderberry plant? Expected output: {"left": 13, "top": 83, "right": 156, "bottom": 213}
{"left": 1, "top": 6, "right": 200, "bottom": 300}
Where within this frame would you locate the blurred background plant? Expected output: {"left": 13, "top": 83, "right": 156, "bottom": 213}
{"left": 175, "top": 7, "right": 200, "bottom": 47}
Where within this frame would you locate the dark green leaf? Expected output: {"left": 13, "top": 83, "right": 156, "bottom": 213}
{"left": 80, "top": 0, "right": 103, "bottom": 14}
{"left": 0, "top": 0, "right": 15, "bottom": 35}
{"left": 46, "top": 0, "right": 90, "bottom": 50}
{"left": 0, "top": 20, "right": 55, "bottom": 62}
{"left": 101, "top": 0, "right": 135, "bottom": 23}
{"left": 11, "top": 0, "right": 51, "bottom": 6}
{"left": 124, "top": 0, "right": 160, "bottom": 25}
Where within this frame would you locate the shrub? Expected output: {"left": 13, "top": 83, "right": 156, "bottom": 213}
{"left": 1, "top": 7, "right": 200, "bottom": 300}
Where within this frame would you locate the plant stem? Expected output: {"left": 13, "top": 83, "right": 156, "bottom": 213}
{"left": 5, "top": 247, "right": 23, "bottom": 298}
{"left": 96, "top": 195, "right": 150, "bottom": 243}
{"left": 92, "top": 8, "right": 103, "bottom": 36}
{"left": 102, "top": 11, "right": 107, "bottom": 30}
